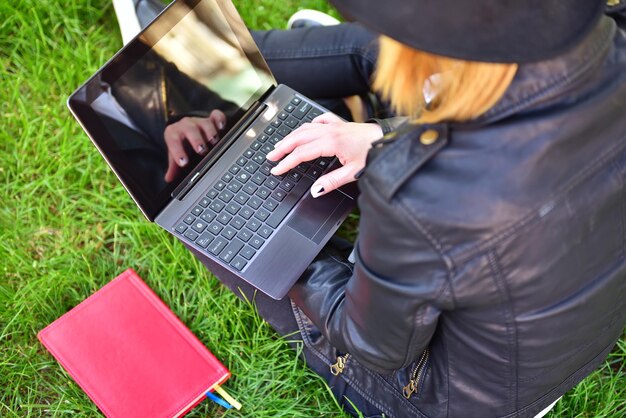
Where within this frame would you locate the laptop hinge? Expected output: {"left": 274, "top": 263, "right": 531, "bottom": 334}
{"left": 172, "top": 99, "right": 268, "bottom": 200}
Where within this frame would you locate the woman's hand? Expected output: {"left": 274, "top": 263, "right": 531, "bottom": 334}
{"left": 163, "top": 110, "right": 226, "bottom": 182}
{"left": 266, "top": 113, "right": 383, "bottom": 197}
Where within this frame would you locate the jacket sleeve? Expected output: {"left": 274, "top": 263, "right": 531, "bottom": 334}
{"left": 288, "top": 179, "right": 451, "bottom": 373}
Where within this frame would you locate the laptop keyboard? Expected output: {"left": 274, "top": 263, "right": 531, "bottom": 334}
{"left": 174, "top": 96, "right": 332, "bottom": 271}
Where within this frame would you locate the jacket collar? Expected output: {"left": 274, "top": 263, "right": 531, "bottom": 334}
{"left": 474, "top": 16, "right": 616, "bottom": 126}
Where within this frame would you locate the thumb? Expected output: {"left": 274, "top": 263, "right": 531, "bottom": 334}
{"left": 310, "top": 164, "right": 359, "bottom": 198}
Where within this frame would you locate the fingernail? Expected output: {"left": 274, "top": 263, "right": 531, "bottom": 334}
{"left": 219, "top": 122, "right": 225, "bottom": 130}
{"left": 197, "top": 144, "right": 206, "bottom": 152}
{"left": 209, "top": 136, "right": 217, "bottom": 144}
{"left": 179, "top": 157, "right": 188, "bottom": 166}
{"left": 270, "top": 166, "right": 279, "bottom": 175}
{"left": 311, "top": 185, "right": 325, "bottom": 198}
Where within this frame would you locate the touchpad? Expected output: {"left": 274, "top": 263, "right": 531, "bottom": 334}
{"left": 286, "top": 190, "right": 352, "bottom": 244}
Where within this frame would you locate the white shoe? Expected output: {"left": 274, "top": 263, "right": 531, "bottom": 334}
{"left": 287, "top": 9, "right": 340, "bottom": 29}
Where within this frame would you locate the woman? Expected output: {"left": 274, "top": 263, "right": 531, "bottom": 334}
{"left": 188, "top": 0, "right": 626, "bottom": 416}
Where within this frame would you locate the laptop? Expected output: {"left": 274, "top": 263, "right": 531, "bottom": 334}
{"left": 68, "top": 0, "right": 357, "bottom": 299}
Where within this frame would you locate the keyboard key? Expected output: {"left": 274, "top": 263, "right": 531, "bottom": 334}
{"left": 269, "top": 135, "right": 283, "bottom": 145}
{"left": 184, "top": 230, "right": 199, "bottom": 241}
{"left": 284, "top": 116, "right": 299, "bottom": 128}
{"left": 250, "top": 141, "right": 262, "bottom": 150}
{"left": 198, "top": 197, "right": 210, "bottom": 208}
{"left": 261, "top": 144, "right": 274, "bottom": 154}
{"left": 249, "top": 236, "right": 265, "bottom": 249}
{"left": 240, "top": 246, "right": 256, "bottom": 260}
{"left": 254, "top": 208, "right": 271, "bottom": 222}
{"left": 246, "top": 218, "right": 261, "bottom": 232}
{"left": 175, "top": 224, "right": 187, "bottom": 234}
{"left": 248, "top": 195, "right": 263, "bottom": 209}
{"left": 258, "top": 226, "right": 273, "bottom": 239}
{"left": 264, "top": 177, "right": 279, "bottom": 189}
{"left": 243, "top": 183, "right": 258, "bottom": 195}
{"left": 234, "top": 192, "right": 249, "bottom": 205}
{"left": 244, "top": 161, "right": 260, "bottom": 174}
{"left": 236, "top": 156, "right": 247, "bottom": 166}
{"left": 297, "top": 162, "right": 310, "bottom": 172}
{"left": 200, "top": 210, "right": 217, "bottom": 223}
{"left": 239, "top": 207, "right": 254, "bottom": 219}
{"left": 307, "top": 107, "right": 322, "bottom": 119}
{"left": 229, "top": 165, "right": 241, "bottom": 174}
{"left": 225, "top": 202, "right": 241, "bottom": 215}
{"left": 259, "top": 163, "right": 272, "bottom": 176}
{"left": 277, "top": 111, "right": 289, "bottom": 120}
{"left": 277, "top": 126, "right": 291, "bottom": 137}
{"left": 219, "top": 239, "right": 244, "bottom": 263}
{"left": 206, "top": 189, "right": 219, "bottom": 199}
{"left": 196, "top": 232, "right": 214, "bottom": 248}
{"left": 217, "top": 212, "right": 233, "bottom": 225}
{"left": 271, "top": 119, "right": 281, "bottom": 128}
{"left": 222, "top": 172, "right": 234, "bottom": 182}
{"left": 267, "top": 176, "right": 314, "bottom": 228}
{"left": 243, "top": 149, "right": 254, "bottom": 158}
{"left": 235, "top": 171, "right": 251, "bottom": 183}
{"left": 208, "top": 221, "right": 224, "bottom": 235}
{"left": 221, "top": 225, "right": 237, "bottom": 240}
{"left": 317, "top": 159, "right": 331, "bottom": 169}
{"left": 264, "top": 126, "right": 275, "bottom": 135}
{"left": 280, "top": 180, "right": 296, "bottom": 191}
{"left": 285, "top": 103, "right": 296, "bottom": 113}
{"left": 230, "top": 256, "right": 248, "bottom": 271}
{"left": 208, "top": 236, "right": 228, "bottom": 255}
{"left": 256, "top": 187, "right": 271, "bottom": 199}
{"left": 288, "top": 171, "right": 303, "bottom": 182}
{"left": 271, "top": 189, "right": 286, "bottom": 201}
{"left": 227, "top": 181, "right": 243, "bottom": 193}
{"left": 252, "top": 153, "right": 266, "bottom": 165}
{"left": 214, "top": 180, "right": 227, "bottom": 190}
{"left": 307, "top": 166, "right": 323, "bottom": 178}
{"left": 251, "top": 172, "right": 266, "bottom": 185}
{"left": 263, "top": 198, "right": 279, "bottom": 212}
{"left": 191, "top": 220, "right": 208, "bottom": 233}
{"left": 230, "top": 216, "right": 246, "bottom": 230}
{"left": 218, "top": 190, "right": 234, "bottom": 202}
{"left": 258, "top": 134, "right": 269, "bottom": 143}
{"left": 183, "top": 215, "right": 195, "bottom": 225}
{"left": 237, "top": 228, "right": 253, "bottom": 242}
{"left": 291, "top": 97, "right": 302, "bottom": 105}
{"left": 293, "top": 102, "right": 312, "bottom": 119}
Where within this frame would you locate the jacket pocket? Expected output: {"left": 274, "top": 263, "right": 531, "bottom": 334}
{"left": 402, "top": 348, "right": 430, "bottom": 399}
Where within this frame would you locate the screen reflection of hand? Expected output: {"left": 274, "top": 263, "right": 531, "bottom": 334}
{"left": 163, "top": 110, "right": 227, "bottom": 182}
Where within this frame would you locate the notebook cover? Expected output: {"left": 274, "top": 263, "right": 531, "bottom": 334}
{"left": 38, "top": 268, "right": 230, "bottom": 418}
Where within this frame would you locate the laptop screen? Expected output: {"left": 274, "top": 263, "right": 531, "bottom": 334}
{"left": 68, "top": 0, "right": 275, "bottom": 220}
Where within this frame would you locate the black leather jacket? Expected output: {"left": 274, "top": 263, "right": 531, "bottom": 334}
{"left": 289, "top": 14, "right": 626, "bottom": 418}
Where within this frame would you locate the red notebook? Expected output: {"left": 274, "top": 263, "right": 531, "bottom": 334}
{"left": 38, "top": 268, "right": 230, "bottom": 418}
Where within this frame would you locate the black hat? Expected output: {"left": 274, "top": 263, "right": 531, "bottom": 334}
{"left": 329, "top": 0, "right": 606, "bottom": 63}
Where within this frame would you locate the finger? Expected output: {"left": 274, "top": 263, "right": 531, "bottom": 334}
{"left": 164, "top": 153, "right": 179, "bottom": 183}
{"left": 310, "top": 163, "right": 359, "bottom": 198}
{"left": 196, "top": 118, "right": 219, "bottom": 146}
{"left": 179, "top": 122, "right": 207, "bottom": 154}
{"left": 209, "top": 109, "right": 227, "bottom": 131}
{"left": 270, "top": 140, "right": 334, "bottom": 176}
{"left": 311, "top": 112, "right": 343, "bottom": 124}
{"left": 164, "top": 127, "right": 190, "bottom": 167}
{"left": 267, "top": 123, "right": 329, "bottom": 161}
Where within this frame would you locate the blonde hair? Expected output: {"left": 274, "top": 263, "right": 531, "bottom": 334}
{"left": 373, "top": 36, "right": 518, "bottom": 124}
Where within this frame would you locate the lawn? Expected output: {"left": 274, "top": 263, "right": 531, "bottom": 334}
{"left": 0, "top": 0, "right": 624, "bottom": 417}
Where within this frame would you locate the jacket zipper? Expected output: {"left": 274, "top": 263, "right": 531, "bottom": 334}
{"left": 402, "top": 348, "right": 430, "bottom": 399}
{"left": 330, "top": 353, "right": 350, "bottom": 375}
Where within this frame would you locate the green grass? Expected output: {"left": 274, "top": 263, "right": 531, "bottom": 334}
{"left": 0, "top": 0, "right": 623, "bottom": 417}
